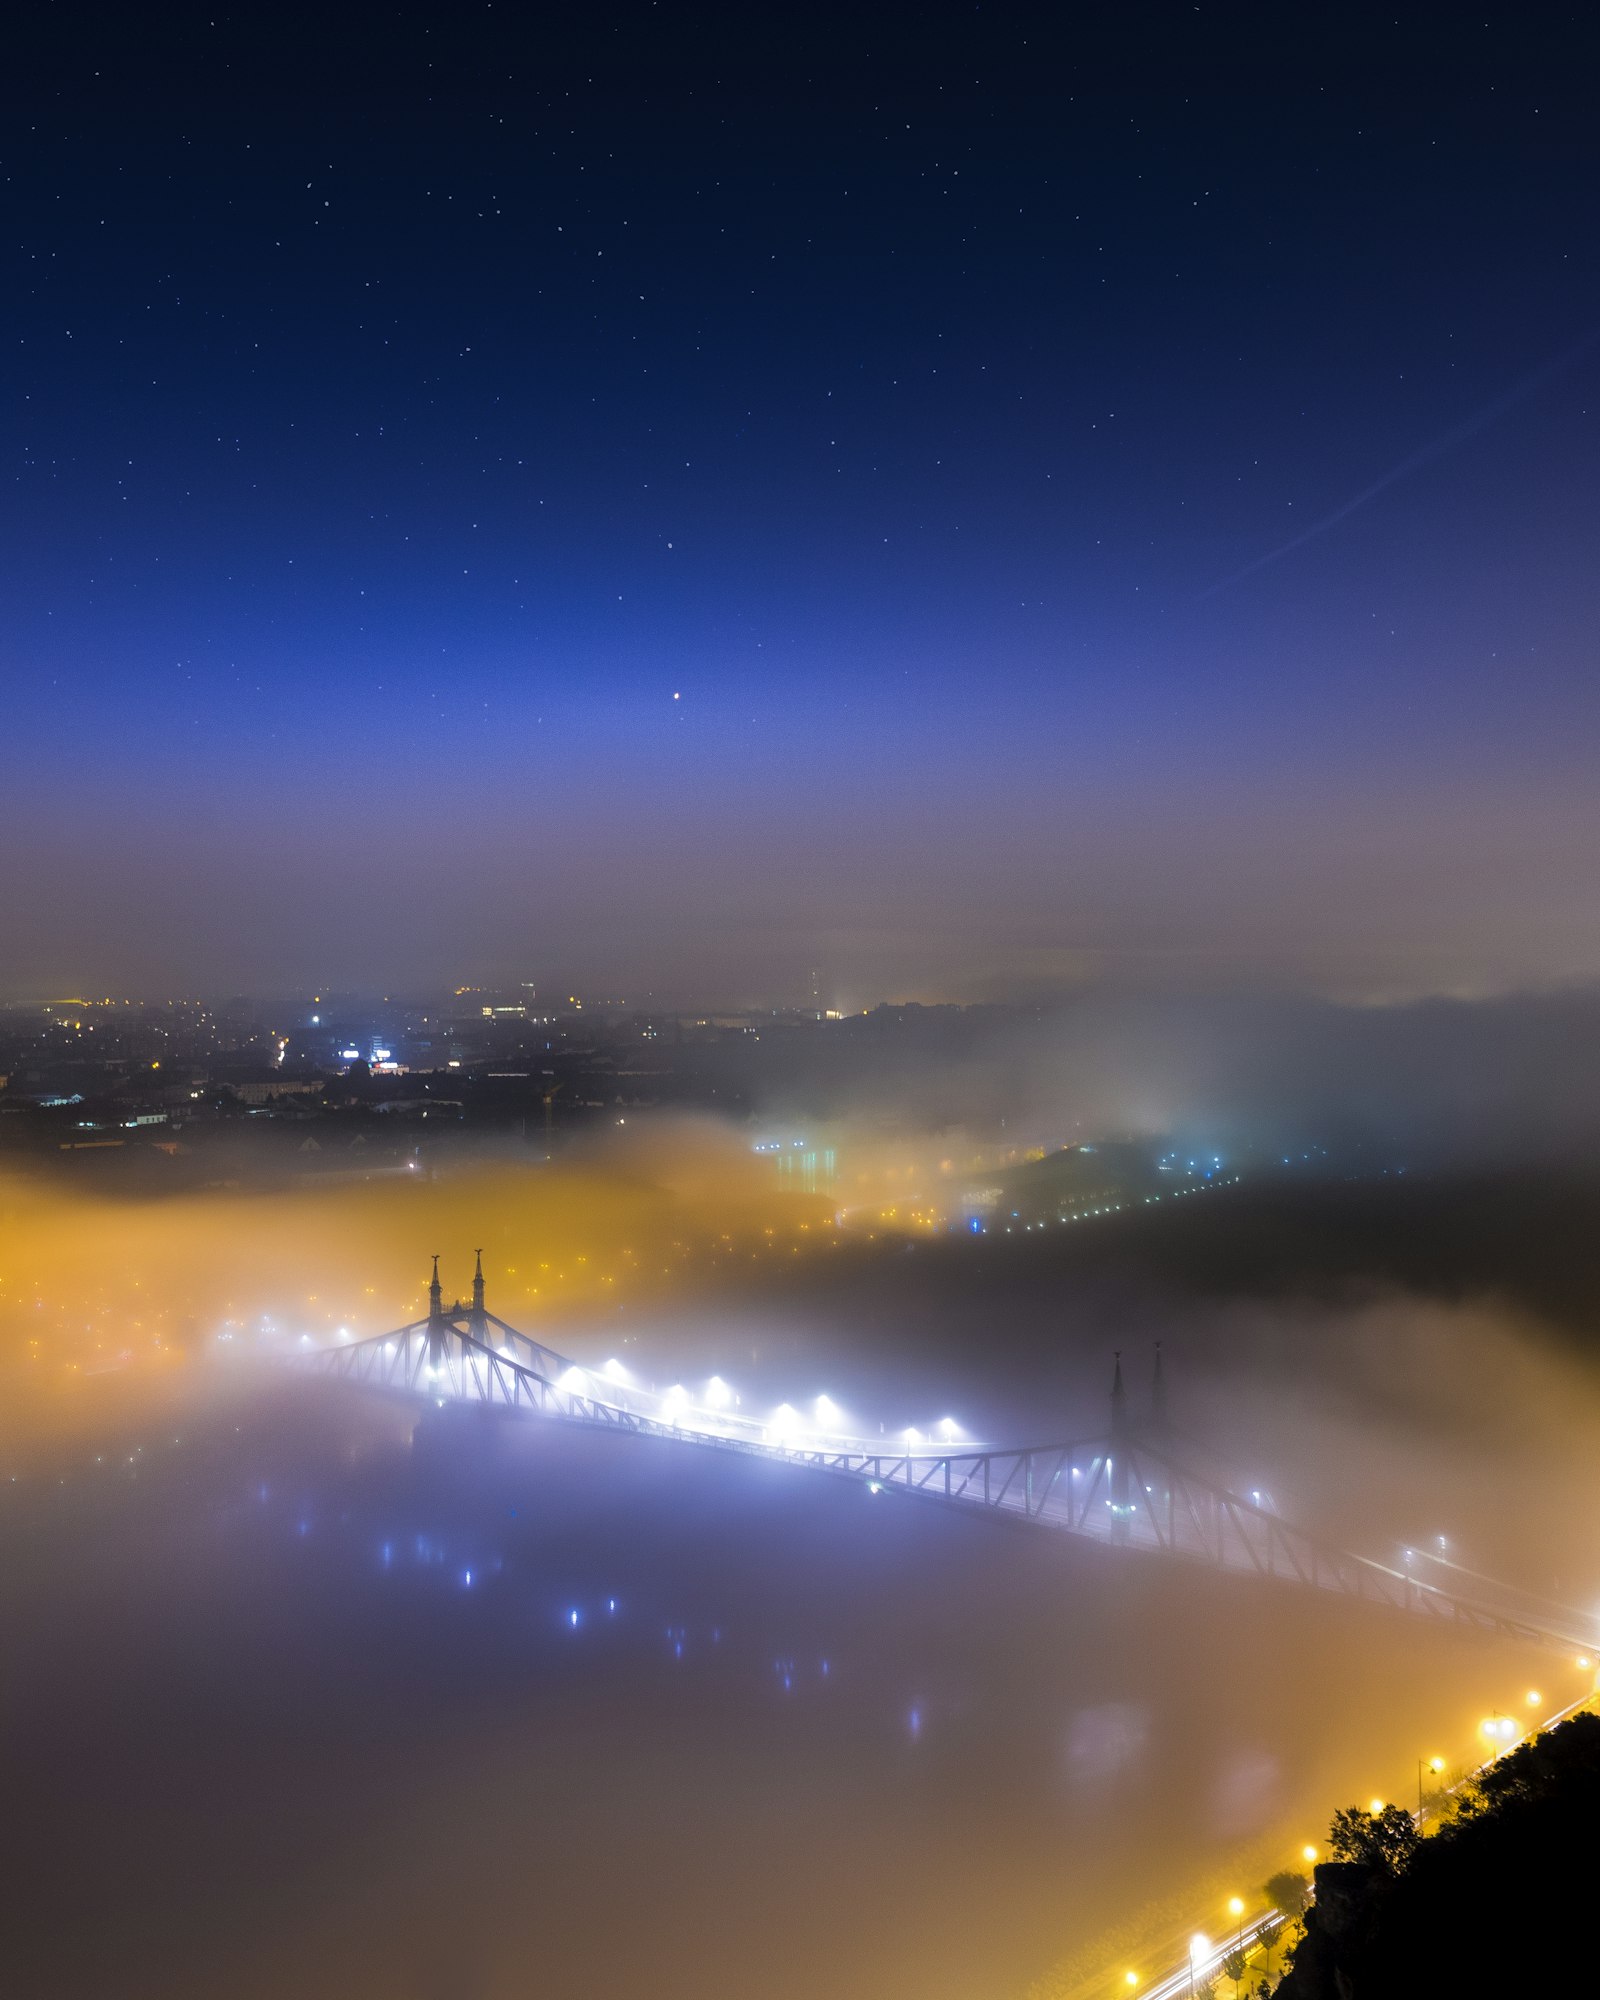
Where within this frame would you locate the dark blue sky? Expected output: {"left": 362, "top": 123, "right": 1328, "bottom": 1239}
{"left": 6, "top": 2, "right": 1600, "bottom": 1003}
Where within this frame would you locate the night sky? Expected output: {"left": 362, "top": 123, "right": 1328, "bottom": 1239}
{"left": 6, "top": 3, "right": 1599, "bottom": 1002}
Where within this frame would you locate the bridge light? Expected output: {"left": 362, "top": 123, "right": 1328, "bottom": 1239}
{"left": 1302, "top": 1845, "right": 1318, "bottom": 1864}
{"left": 939, "top": 1417, "right": 959, "bottom": 1440}
{"left": 815, "top": 1393, "right": 839, "bottom": 1423}
{"left": 769, "top": 1403, "right": 799, "bottom": 1438}
{"left": 1188, "top": 1936, "right": 1211, "bottom": 1967}
{"left": 1228, "top": 1897, "right": 1244, "bottom": 1918}
{"left": 705, "top": 1376, "right": 731, "bottom": 1407}
{"left": 559, "top": 1365, "right": 588, "bottom": 1392}
{"left": 1526, "top": 1690, "right": 1542, "bottom": 1708}
{"left": 603, "top": 1358, "right": 629, "bottom": 1383}
{"left": 904, "top": 1426, "right": 922, "bottom": 1447}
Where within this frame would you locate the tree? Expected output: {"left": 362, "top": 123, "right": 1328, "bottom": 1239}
{"left": 1221, "top": 1946, "right": 1248, "bottom": 1995}
{"left": 1327, "top": 1802, "right": 1419, "bottom": 1875}
{"left": 1263, "top": 1869, "right": 1311, "bottom": 1920}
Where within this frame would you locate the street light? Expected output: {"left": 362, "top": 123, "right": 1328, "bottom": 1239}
{"left": 1188, "top": 1934, "right": 1211, "bottom": 2000}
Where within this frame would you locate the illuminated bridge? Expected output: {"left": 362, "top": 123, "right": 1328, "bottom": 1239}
{"left": 305, "top": 1257, "right": 1587, "bottom": 1654}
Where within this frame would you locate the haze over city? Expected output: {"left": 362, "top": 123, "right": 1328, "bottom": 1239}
{"left": 5, "top": 5, "right": 1600, "bottom": 1999}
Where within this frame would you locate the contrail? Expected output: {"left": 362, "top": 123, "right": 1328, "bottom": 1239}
{"left": 1199, "top": 327, "right": 1600, "bottom": 599}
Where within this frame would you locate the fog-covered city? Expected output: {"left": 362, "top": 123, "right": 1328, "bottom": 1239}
{"left": 9, "top": 1, "right": 1600, "bottom": 1993}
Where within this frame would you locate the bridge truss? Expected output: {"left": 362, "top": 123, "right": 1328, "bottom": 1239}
{"left": 305, "top": 1260, "right": 1579, "bottom": 1653}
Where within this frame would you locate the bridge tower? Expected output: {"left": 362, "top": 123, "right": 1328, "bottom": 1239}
{"left": 427, "top": 1254, "right": 445, "bottom": 1369}
{"left": 470, "top": 1248, "right": 487, "bottom": 1343}
{"left": 1109, "top": 1351, "right": 1131, "bottom": 1543}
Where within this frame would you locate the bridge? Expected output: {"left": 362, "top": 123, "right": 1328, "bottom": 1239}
{"left": 304, "top": 1257, "right": 1588, "bottom": 1654}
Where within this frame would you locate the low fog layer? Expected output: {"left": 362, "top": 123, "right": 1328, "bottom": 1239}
{"left": 735, "top": 986, "right": 1600, "bottom": 1171}
{"left": 5, "top": 990, "right": 1600, "bottom": 1996}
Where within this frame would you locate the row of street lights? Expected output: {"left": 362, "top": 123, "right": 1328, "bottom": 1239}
{"left": 1124, "top": 1668, "right": 1598, "bottom": 1996}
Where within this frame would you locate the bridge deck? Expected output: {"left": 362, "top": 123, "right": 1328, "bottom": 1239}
{"left": 305, "top": 1308, "right": 1583, "bottom": 1655}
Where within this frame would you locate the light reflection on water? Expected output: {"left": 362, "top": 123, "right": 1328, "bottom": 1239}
{"left": 0, "top": 1382, "right": 1552, "bottom": 2000}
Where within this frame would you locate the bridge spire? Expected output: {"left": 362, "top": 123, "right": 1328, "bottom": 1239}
{"left": 427, "top": 1254, "right": 445, "bottom": 1369}
{"left": 472, "top": 1248, "right": 485, "bottom": 1315}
